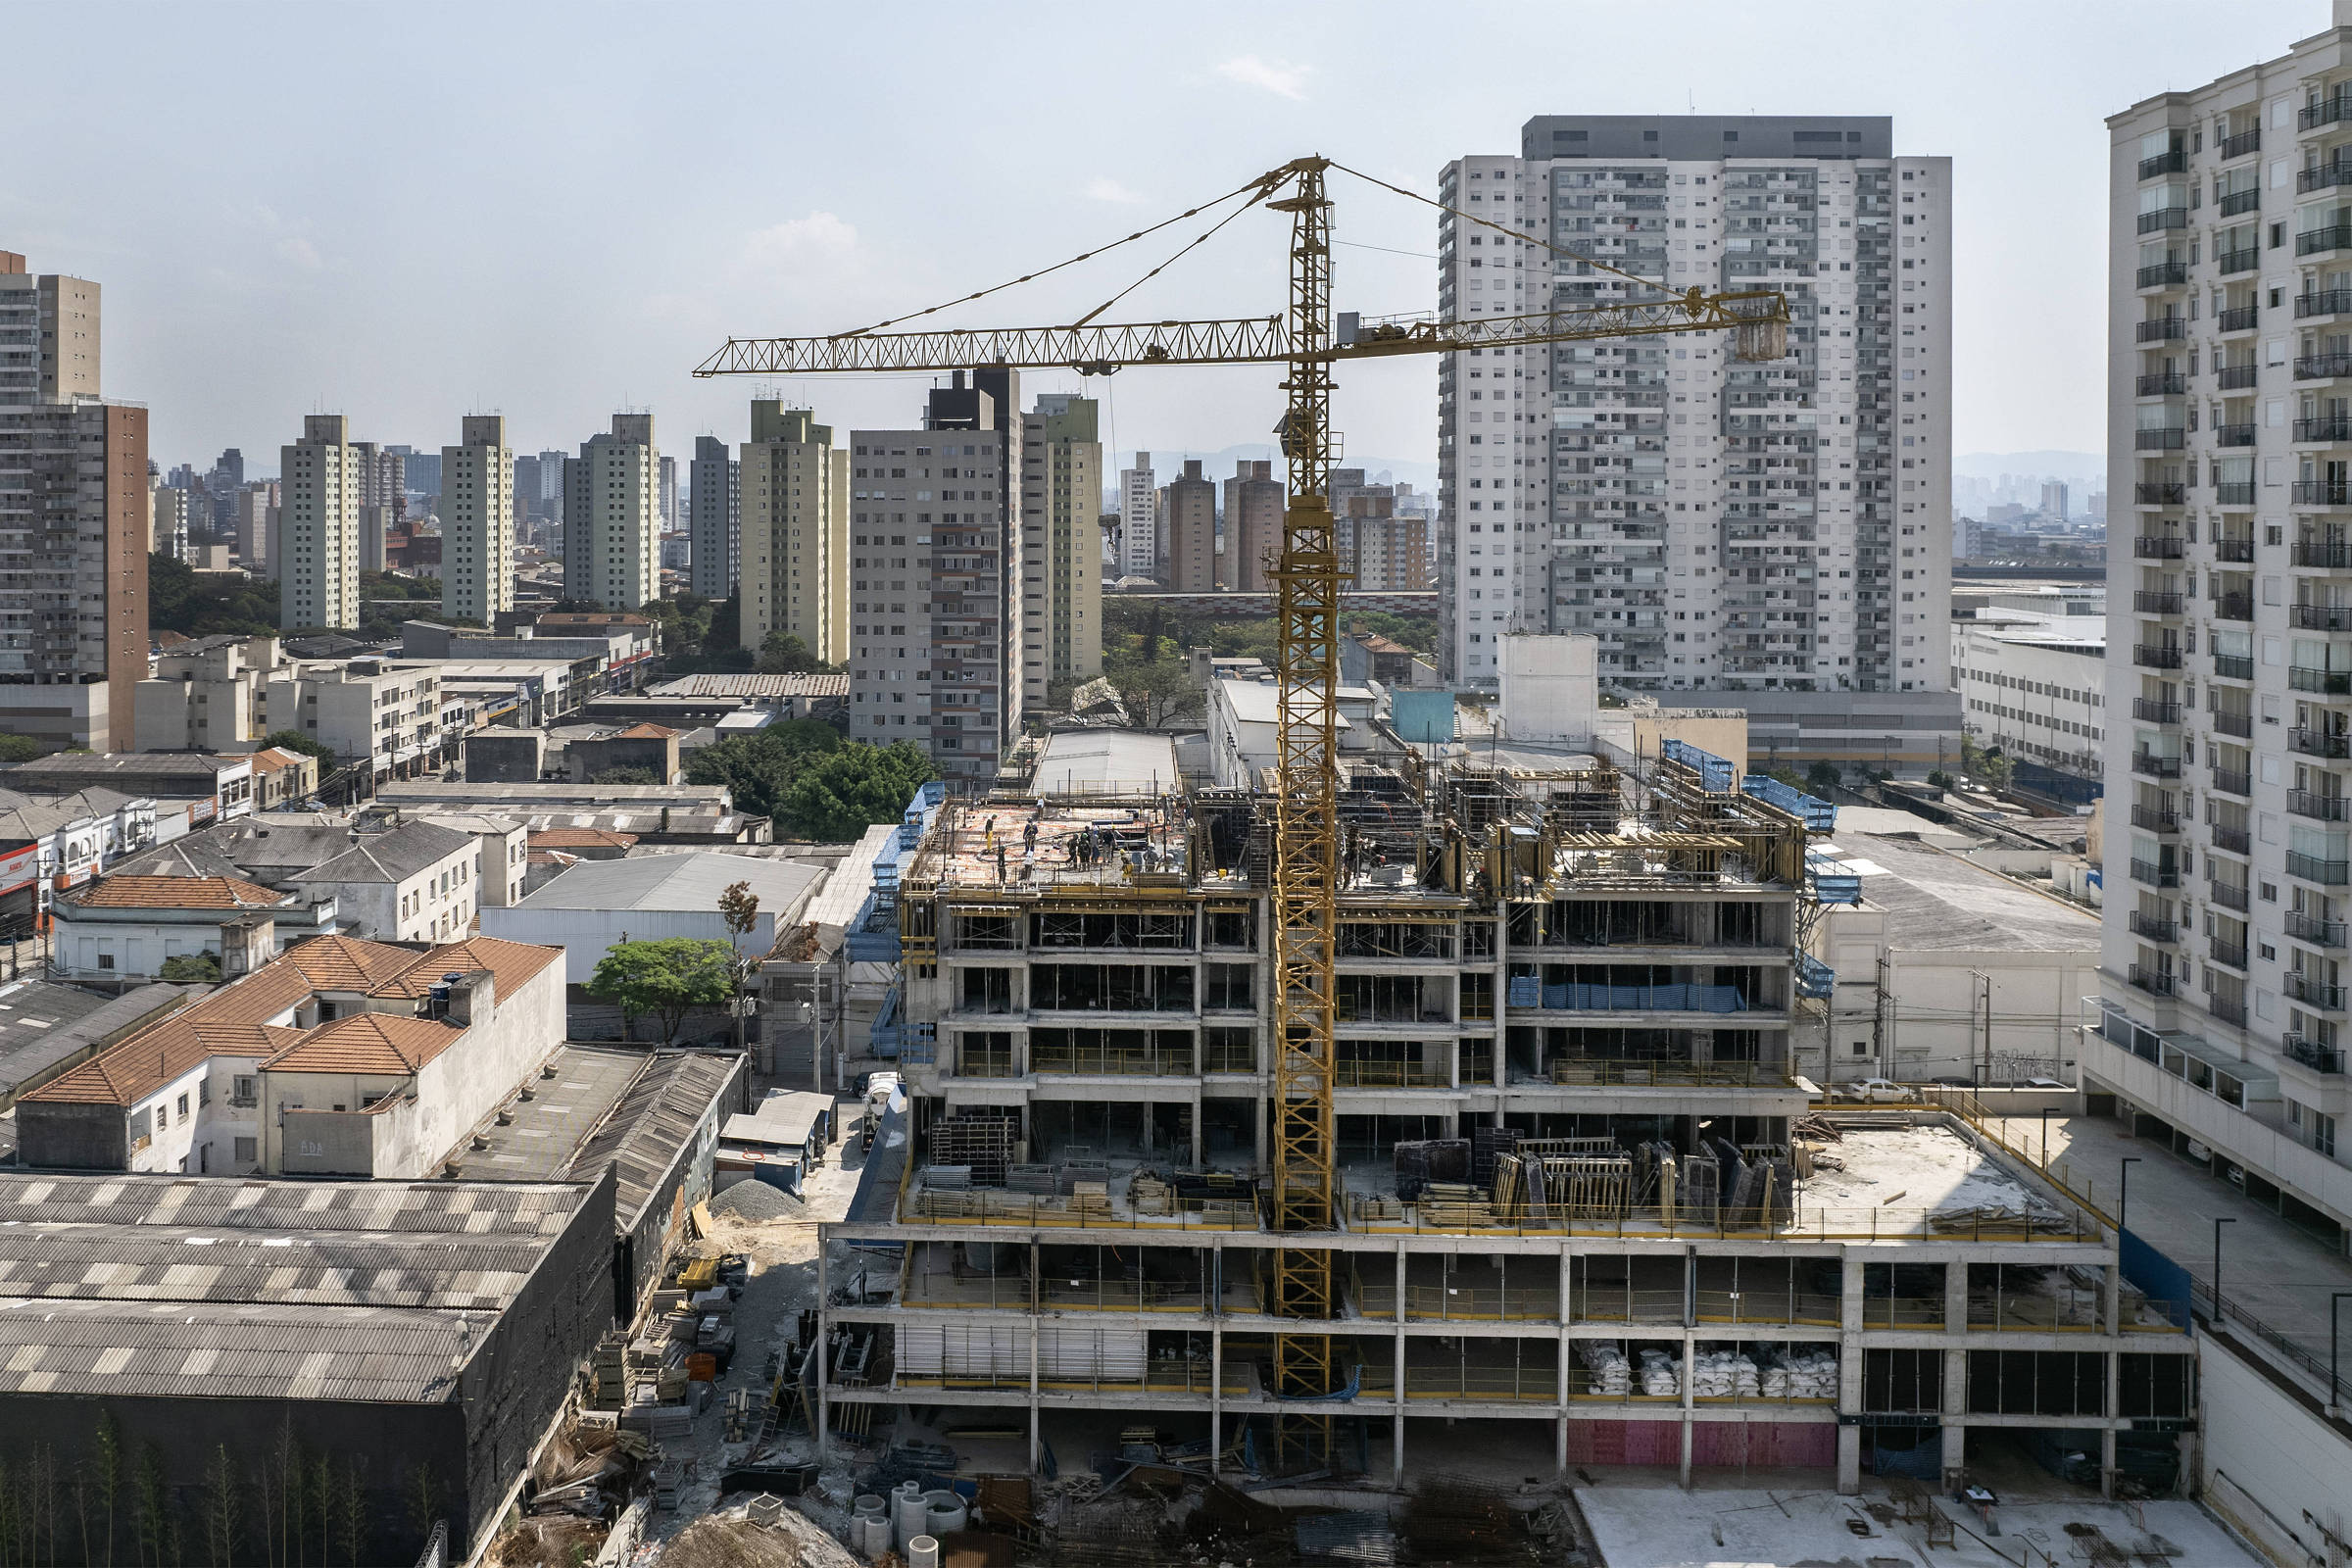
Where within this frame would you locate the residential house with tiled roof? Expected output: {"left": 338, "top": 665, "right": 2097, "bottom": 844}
{"left": 17, "top": 930, "right": 564, "bottom": 1179}
{"left": 116, "top": 807, "right": 481, "bottom": 943}
{"left": 244, "top": 744, "right": 319, "bottom": 809}
{"left": 52, "top": 873, "right": 307, "bottom": 985}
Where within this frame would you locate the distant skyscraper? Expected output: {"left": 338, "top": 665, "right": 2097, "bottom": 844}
{"left": 1437, "top": 116, "right": 1952, "bottom": 701}
{"left": 441, "top": 416, "right": 513, "bottom": 626}
{"left": 849, "top": 370, "right": 1022, "bottom": 782}
{"left": 689, "top": 434, "right": 740, "bottom": 599}
{"left": 740, "top": 403, "right": 847, "bottom": 663}
{"left": 150, "top": 485, "right": 189, "bottom": 561}
{"left": 1019, "top": 393, "right": 1103, "bottom": 705}
{"left": 1118, "top": 453, "right": 1156, "bottom": 579}
{"left": 1221, "top": 461, "right": 1285, "bottom": 593}
{"left": 280, "top": 414, "right": 360, "bottom": 631}
{"left": 2040, "top": 479, "right": 2070, "bottom": 520}
{"left": 563, "top": 414, "right": 660, "bottom": 612}
{"left": 659, "top": 454, "right": 678, "bottom": 529}
{"left": 1161, "top": 459, "right": 1216, "bottom": 590}
{"left": 235, "top": 482, "right": 276, "bottom": 577}
{"left": 0, "top": 251, "right": 146, "bottom": 751}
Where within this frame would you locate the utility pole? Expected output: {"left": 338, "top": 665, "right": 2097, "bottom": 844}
{"left": 1873, "top": 952, "right": 1892, "bottom": 1080}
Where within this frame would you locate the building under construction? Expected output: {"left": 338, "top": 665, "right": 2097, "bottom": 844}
{"left": 818, "top": 736, "right": 2194, "bottom": 1496}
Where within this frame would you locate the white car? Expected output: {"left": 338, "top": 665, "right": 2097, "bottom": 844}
{"left": 1842, "top": 1077, "right": 1917, "bottom": 1103}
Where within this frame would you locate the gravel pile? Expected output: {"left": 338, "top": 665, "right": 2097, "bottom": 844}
{"left": 710, "top": 1180, "right": 807, "bottom": 1222}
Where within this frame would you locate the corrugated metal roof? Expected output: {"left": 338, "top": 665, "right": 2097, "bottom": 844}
{"left": 0, "top": 1299, "right": 474, "bottom": 1402}
{"left": 563, "top": 1053, "right": 739, "bottom": 1230}
{"left": 512, "top": 853, "right": 822, "bottom": 913}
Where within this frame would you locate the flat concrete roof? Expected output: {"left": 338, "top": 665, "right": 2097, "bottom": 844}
{"left": 1826, "top": 830, "right": 2099, "bottom": 954}
{"left": 512, "top": 852, "right": 823, "bottom": 913}
{"left": 1033, "top": 729, "right": 1182, "bottom": 796}
{"left": 459, "top": 1043, "right": 645, "bottom": 1180}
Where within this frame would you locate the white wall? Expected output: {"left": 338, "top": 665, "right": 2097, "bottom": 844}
{"left": 1949, "top": 617, "right": 2107, "bottom": 780}
{"left": 2198, "top": 1331, "right": 2352, "bottom": 1566}
{"left": 1496, "top": 633, "right": 1598, "bottom": 745}
{"left": 485, "top": 903, "right": 775, "bottom": 984}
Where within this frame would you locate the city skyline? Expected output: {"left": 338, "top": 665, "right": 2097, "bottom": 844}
{"left": 4, "top": 0, "right": 2328, "bottom": 475}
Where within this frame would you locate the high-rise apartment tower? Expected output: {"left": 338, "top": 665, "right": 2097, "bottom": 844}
{"left": 563, "top": 414, "right": 661, "bottom": 612}
{"left": 1437, "top": 117, "right": 1952, "bottom": 702}
{"left": 741, "top": 403, "right": 849, "bottom": 664}
{"left": 441, "top": 415, "right": 514, "bottom": 626}
{"left": 689, "top": 434, "right": 741, "bottom": 599}
{"left": 1223, "top": 460, "right": 1285, "bottom": 592}
{"left": 1117, "top": 453, "right": 1156, "bottom": 579}
{"left": 1019, "top": 393, "right": 1103, "bottom": 704}
{"left": 1160, "top": 459, "right": 1217, "bottom": 591}
{"left": 280, "top": 414, "right": 361, "bottom": 631}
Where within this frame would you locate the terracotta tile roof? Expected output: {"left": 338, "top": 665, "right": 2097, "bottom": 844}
{"left": 528, "top": 827, "right": 638, "bottom": 850}
{"left": 371, "top": 936, "right": 564, "bottom": 1002}
{"left": 260, "top": 1011, "right": 463, "bottom": 1075}
{"left": 21, "top": 962, "right": 322, "bottom": 1105}
{"left": 247, "top": 748, "right": 311, "bottom": 774}
{"left": 606, "top": 723, "right": 678, "bottom": 740}
{"left": 67, "top": 875, "right": 291, "bottom": 910}
{"left": 282, "top": 933, "right": 422, "bottom": 994}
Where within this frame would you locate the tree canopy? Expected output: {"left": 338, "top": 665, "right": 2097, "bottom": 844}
{"left": 585, "top": 938, "right": 735, "bottom": 1046}
{"left": 683, "top": 722, "right": 933, "bottom": 841}
{"left": 261, "top": 729, "right": 334, "bottom": 762}
{"left": 147, "top": 553, "right": 278, "bottom": 638}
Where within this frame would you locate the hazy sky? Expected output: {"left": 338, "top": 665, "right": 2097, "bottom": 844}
{"left": 0, "top": 0, "right": 2325, "bottom": 476}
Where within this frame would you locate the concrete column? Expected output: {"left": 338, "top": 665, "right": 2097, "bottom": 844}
{"left": 1189, "top": 1090, "right": 1202, "bottom": 1166}
{"left": 1942, "top": 1348, "right": 1969, "bottom": 1489}
{"left": 1942, "top": 1259, "right": 1969, "bottom": 1334}
{"left": 2101, "top": 1349, "right": 2122, "bottom": 1498}
{"left": 815, "top": 1243, "right": 831, "bottom": 1462}
{"left": 1838, "top": 1257, "right": 1865, "bottom": 1496}
{"left": 1210, "top": 1325, "right": 1224, "bottom": 1481}
{"left": 1837, "top": 1425, "right": 1862, "bottom": 1494}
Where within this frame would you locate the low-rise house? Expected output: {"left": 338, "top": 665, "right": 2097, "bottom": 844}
{"left": 566, "top": 722, "right": 682, "bottom": 785}
{"left": 0, "top": 786, "right": 158, "bottom": 893}
{"left": 0, "top": 754, "right": 253, "bottom": 821}
{"left": 246, "top": 745, "right": 319, "bottom": 809}
{"left": 52, "top": 874, "right": 306, "bottom": 984}
{"left": 116, "top": 808, "right": 480, "bottom": 943}
{"left": 487, "top": 851, "right": 826, "bottom": 983}
{"left": 16, "top": 931, "right": 565, "bottom": 1177}
{"left": 264, "top": 658, "right": 447, "bottom": 784}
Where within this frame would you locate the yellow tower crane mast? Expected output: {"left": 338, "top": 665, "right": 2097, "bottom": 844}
{"left": 699, "top": 154, "right": 1789, "bottom": 1474}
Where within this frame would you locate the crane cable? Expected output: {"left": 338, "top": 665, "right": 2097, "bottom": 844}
{"left": 1068, "top": 188, "right": 1273, "bottom": 329}
{"left": 831, "top": 170, "right": 1288, "bottom": 340}
{"left": 1328, "top": 160, "right": 1679, "bottom": 303}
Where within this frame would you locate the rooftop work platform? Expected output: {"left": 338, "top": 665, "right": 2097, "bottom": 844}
{"left": 907, "top": 799, "right": 1189, "bottom": 891}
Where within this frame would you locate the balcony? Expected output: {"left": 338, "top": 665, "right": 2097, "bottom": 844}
{"left": 2128, "top": 964, "right": 2177, "bottom": 999}
{"left": 2288, "top": 849, "right": 2352, "bottom": 884}
{"left": 2221, "top": 126, "right": 2263, "bottom": 160}
{"left": 2286, "top": 1035, "right": 2344, "bottom": 1074}
{"left": 2301, "top": 225, "right": 2352, "bottom": 258}
{"left": 2212, "top": 708, "right": 2255, "bottom": 737}
{"left": 2211, "top": 592, "right": 2255, "bottom": 620}
{"left": 2299, "top": 288, "right": 2352, "bottom": 319}
{"left": 2295, "top": 658, "right": 2352, "bottom": 691}
{"left": 2134, "top": 426, "right": 2186, "bottom": 450}
{"left": 2291, "top": 908, "right": 2351, "bottom": 943}
{"left": 2132, "top": 643, "right": 2184, "bottom": 669}
{"left": 2216, "top": 535, "right": 2257, "bottom": 560}
{"left": 2208, "top": 991, "right": 2250, "bottom": 1027}
{"left": 2135, "top": 369, "right": 2187, "bottom": 394}
{"left": 2212, "top": 938, "right": 2250, "bottom": 970}
{"left": 2220, "top": 247, "right": 2264, "bottom": 277}
{"left": 2293, "top": 791, "right": 2352, "bottom": 824}
{"left": 2135, "top": 316, "right": 2188, "bottom": 341}
{"left": 2215, "top": 420, "right": 2258, "bottom": 445}
{"left": 2298, "top": 480, "right": 2352, "bottom": 506}
{"left": 2211, "top": 877, "right": 2252, "bottom": 910}
{"left": 2137, "top": 149, "right": 2187, "bottom": 179}
{"left": 2130, "top": 804, "right": 2180, "bottom": 833}
{"left": 2211, "top": 766, "right": 2253, "bottom": 797}
{"left": 2135, "top": 484, "right": 2187, "bottom": 506}
{"left": 2299, "top": 353, "right": 2352, "bottom": 380}
{"left": 2292, "top": 727, "right": 2352, "bottom": 760}
{"left": 2136, "top": 265, "right": 2188, "bottom": 292}
{"left": 2135, "top": 534, "right": 2187, "bottom": 559}
{"left": 2217, "top": 482, "right": 2258, "bottom": 506}
{"left": 2211, "top": 821, "right": 2252, "bottom": 854}
{"left": 2136, "top": 209, "right": 2189, "bottom": 235}
{"left": 2132, "top": 696, "right": 2182, "bottom": 723}
{"left": 2131, "top": 856, "right": 2181, "bottom": 887}
{"left": 2220, "top": 190, "right": 2264, "bottom": 219}
{"left": 2218, "top": 363, "right": 2261, "bottom": 389}
{"left": 2290, "top": 973, "right": 2350, "bottom": 1010}
{"left": 2307, "top": 165, "right": 2352, "bottom": 198}
{"left": 2298, "top": 416, "right": 2352, "bottom": 443}
{"left": 2130, "top": 911, "right": 2180, "bottom": 943}
{"left": 2301, "top": 95, "right": 2352, "bottom": 130}
{"left": 2296, "top": 539, "right": 2352, "bottom": 567}
{"left": 2132, "top": 592, "right": 2182, "bottom": 616}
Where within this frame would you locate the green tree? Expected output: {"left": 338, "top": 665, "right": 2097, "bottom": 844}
{"left": 774, "top": 742, "right": 937, "bottom": 842}
{"left": 1102, "top": 644, "right": 1203, "bottom": 728}
{"left": 0, "top": 735, "right": 41, "bottom": 765}
{"left": 756, "top": 630, "right": 829, "bottom": 674}
{"left": 360, "top": 569, "right": 436, "bottom": 602}
{"left": 586, "top": 937, "right": 736, "bottom": 1046}
{"left": 147, "top": 552, "right": 278, "bottom": 637}
{"left": 682, "top": 719, "right": 845, "bottom": 820}
{"left": 262, "top": 729, "right": 335, "bottom": 762}
{"left": 1805, "top": 761, "right": 1841, "bottom": 796}
{"left": 586, "top": 765, "right": 658, "bottom": 786}
{"left": 159, "top": 953, "right": 221, "bottom": 984}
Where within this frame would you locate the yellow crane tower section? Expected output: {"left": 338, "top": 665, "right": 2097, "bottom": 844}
{"left": 699, "top": 154, "right": 1789, "bottom": 1474}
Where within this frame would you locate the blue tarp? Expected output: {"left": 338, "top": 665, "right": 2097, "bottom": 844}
{"left": 2119, "top": 1225, "right": 2194, "bottom": 1334}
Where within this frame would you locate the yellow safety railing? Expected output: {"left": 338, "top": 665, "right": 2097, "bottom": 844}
{"left": 1859, "top": 1297, "right": 1948, "bottom": 1330}
{"left": 1029, "top": 1044, "right": 1194, "bottom": 1076}
{"left": 1546, "top": 1058, "right": 1795, "bottom": 1088}
{"left": 1692, "top": 1289, "right": 1843, "bottom": 1327}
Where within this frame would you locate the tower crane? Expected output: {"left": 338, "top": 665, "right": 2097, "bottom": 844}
{"left": 700, "top": 155, "right": 1790, "bottom": 1473}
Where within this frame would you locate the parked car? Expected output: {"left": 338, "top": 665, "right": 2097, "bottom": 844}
{"left": 1842, "top": 1077, "right": 1918, "bottom": 1103}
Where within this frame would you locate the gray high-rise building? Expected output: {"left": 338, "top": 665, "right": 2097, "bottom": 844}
{"left": 848, "top": 370, "right": 1022, "bottom": 784}
{"left": 563, "top": 415, "right": 660, "bottom": 612}
{"left": 689, "top": 434, "right": 740, "bottom": 599}
{"left": 1437, "top": 116, "right": 1953, "bottom": 724}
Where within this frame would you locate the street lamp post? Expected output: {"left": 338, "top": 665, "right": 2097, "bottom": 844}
{"left": 2213, "top": 1216, "right": 2237, "bottom": 1325}
{"left": 2119, "top": 1157, "right": 2141, "bottom": 1232}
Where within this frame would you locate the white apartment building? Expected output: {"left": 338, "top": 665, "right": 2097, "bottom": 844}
{"left": 1117, "top": 452, "right": 1156, "bottom": 579}
{"left": 848, "top": 370, "right": 1022, "bottom": 785}
{"left": 1950, "top": 609, "right": 2108, "bottom": 783}
{"left": 741, "top": 402, "right": 849, "bottom": 665}
{"left": 134, "top": 633, "right": 285, "bottom": 753}
{"left": 149, "top": 485, "right": 188, "bottom": 561}
{"left": 2102, "top": 7, "right": 2352, "bottom": 1251}
{"left": 440, "top": 415, "right": 514, "bottom": 627}
{"left": 264, "top": 659, "right": 445, "bottom": 783}
{"left": 1020, "top": 394, "right": 1103, "bottom": 707}
{"left": 1436, "top": 118, "right": 1952, "bottom": 705}
{"left": 563, "top": 413, "right": 660, "bottom": 612}
{"left": 281, "top": 414, "right": 361, "bottom": 631}
{"left": 689, "top": 433, "right": 740, "bottom": 599}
